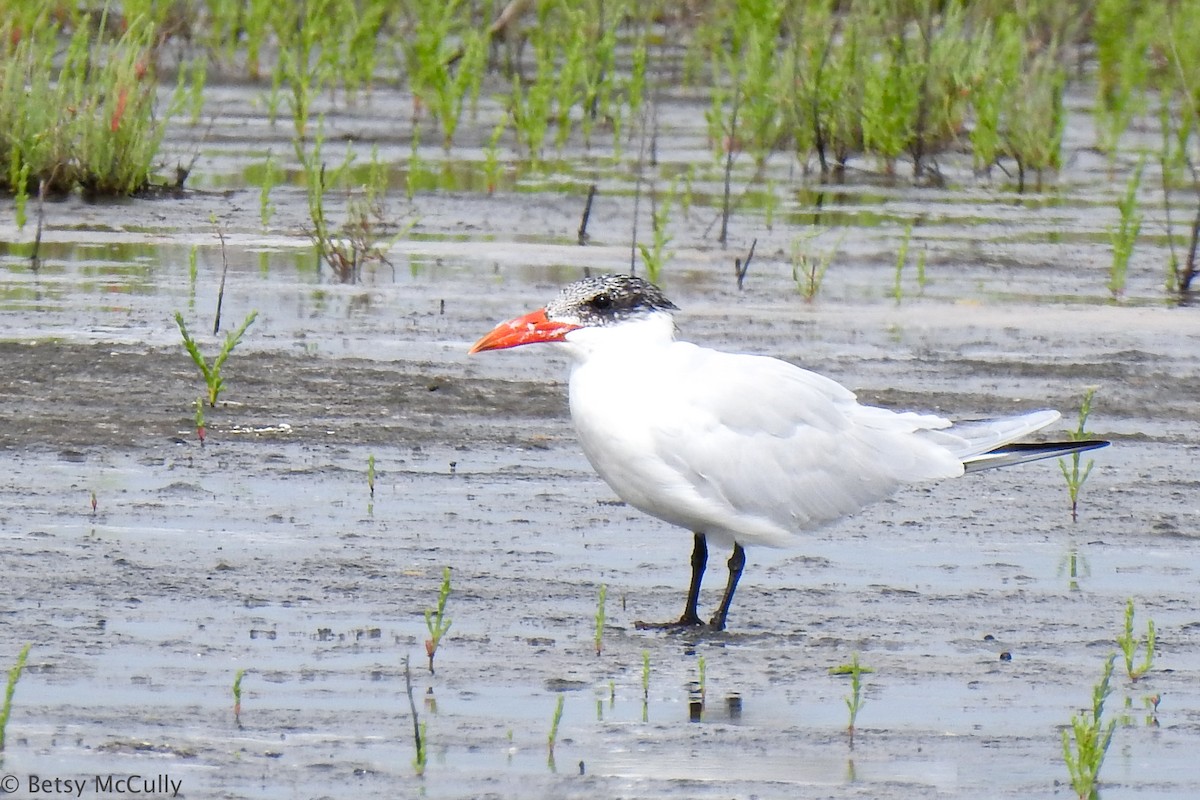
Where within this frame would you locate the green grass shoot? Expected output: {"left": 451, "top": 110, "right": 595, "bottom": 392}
{"left": 1062, "top": 654, "right": 1117, "bottom": 800}
{"left": 637, "top": 181, "right": 676, "bottom": 284}
{"left": 893, "top": 223, "right": 914, "bottom": 304}
{"left": 367, "top": 454, "right": 376, "bottom": 499}
{"left": 830, "top": 652, "right": 873, "bottom": 744}
{"left": 1108, "top": 158, "right": 1145, "bottom": 298}
{"left": 594, "top": 584, "right": 607, "bottom": 657}
{"left": 403, "top": 656, "right": 426, "bottom": 777}
{"left": 0, "top": 643, "right": 32, "bottom": 752}
{"left": 1116, "top": 599, "right": 1155, "bottom": 683}
{"left": 232, "top": 668, "right": 246, "bottom": 723}
{"left": 187, "top": 245, "right": 198, "bottom": 309}
{"left": 424, "top": 567, "right": 453, "bottom": 674}
{"left": 13, "top": 163, "right": 29, "bottom": 229}
{"left": 194, "top": 397, "right": 207, "bottom": 445}
{"left": 1059, "top": 387, "right": 1098, "bottom": 522}
{"left": 547, "top": 693, "right": 565, "bottom": 754}
{"left": 175, "top": 310, "right": 259, "bottom": 407}
{"left": 483, "top": 122, "right": 506, "bottom": 194}
{"left": 259, "top": 151, "right": 281, "bottom": 228}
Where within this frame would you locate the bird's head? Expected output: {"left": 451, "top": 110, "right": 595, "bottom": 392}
{"left": 469, "top": 274, "right": 679, "bottom": 354}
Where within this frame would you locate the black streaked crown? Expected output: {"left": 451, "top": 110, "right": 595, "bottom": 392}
{"left": 545, "top": 274, "right": 679, "bottom": 326}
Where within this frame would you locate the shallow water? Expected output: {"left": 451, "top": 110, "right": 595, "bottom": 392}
{"left": 0, "top": 57, "right": 1199, "bottom": 800}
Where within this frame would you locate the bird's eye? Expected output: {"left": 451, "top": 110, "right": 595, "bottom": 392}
{"left": 590, "top": 293, "right": 612, "bottom": 310}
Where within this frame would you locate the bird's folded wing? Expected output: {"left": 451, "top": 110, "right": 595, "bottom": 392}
{"left": 638, "top": 348, "right": 964, "bottom": 538}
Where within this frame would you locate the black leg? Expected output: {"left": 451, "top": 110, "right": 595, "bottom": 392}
{"left": 635, "top": 532, "right": 707, "bottom": 629}
{"left": 679, "top": 532, "right": 707, "bottom": 625}
{"left": 708, "top": 543, "right": 745, "bottom": 631}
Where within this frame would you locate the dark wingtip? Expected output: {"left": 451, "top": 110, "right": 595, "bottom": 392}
{"left": 963, "top": 439, "right": 1110, "bottom": 472}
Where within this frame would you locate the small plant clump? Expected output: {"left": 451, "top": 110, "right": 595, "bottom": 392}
{"left": 1063, "top": 654, "right": 1117, "bottom": 800}
{"left": 301, "top": 135, "right": 412, "bottom": 284}
{"left": 1116, "top": 599, "right": 1155, "bottom": 683}
{"left": 424, "top": 567, "right": 453, "bottom": 674}
{"left": 0, "top": 8, "right": 180, "bottom": 198}
{"left": 791, "top": 233, "right": 840, "bottom": 302}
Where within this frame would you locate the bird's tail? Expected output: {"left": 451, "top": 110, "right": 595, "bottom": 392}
{"left": 963, "top": 439, "right": 1109, "bottom": 472}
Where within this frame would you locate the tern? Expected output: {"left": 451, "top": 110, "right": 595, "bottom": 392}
{"left": 469, "top": 274, "right": 1109, "bottom": 631}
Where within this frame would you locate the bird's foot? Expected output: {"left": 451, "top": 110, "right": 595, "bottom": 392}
{"left": 634, "top": 612, "right": 705, "bottom": 631}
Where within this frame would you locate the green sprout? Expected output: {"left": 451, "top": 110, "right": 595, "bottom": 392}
{"left": 403, "top": 656, "right": 426, "bottom": 777}
{"left": 830, "top": 652, "right": 873, "bottom": 745}
{"left": 0, "top": 644, "right": 32, "bottom": 752}
{"left": 892, "top": 223, "right": 914, "bottom": 304}
{"left": 1059, "top": 387, "right": 1098, "bottom": 522}
{"left": 424, "top": 567, "right": 453, "bottom": 674}
{"left": 232, "top": 668, "right": 246, "bottom": 724}
{"left": 187, "top": 245, "right": 198, "bottom": 309}
{"left": 194, "top": 397, "right": 206, "bottom": 445}
{"left": 1108, "top": 158, "right": 1145, "bottom": 299}
{"left": 1116, "top": 599, "right": 1155, "bottom": 683}
{"left": 547, "top": 693, "right": 565, "bottom": 754}
{"left": 791, "top": 232, "right": 841, "bottom": 301}
{"left": 637, "top": 181, "right": 676, "bottom": 284}
{"left": 259, "top": 151, "right": 281, "bottom": 229}
{"left": 594, "top": 584, "right": 607, "bottom": 657}
{"left": 175, "top": 310, "right": 258, "bottom": 408}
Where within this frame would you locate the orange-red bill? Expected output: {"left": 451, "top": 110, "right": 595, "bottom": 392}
{"left": 468, "top": 309, "right": 581, "bottom": 354}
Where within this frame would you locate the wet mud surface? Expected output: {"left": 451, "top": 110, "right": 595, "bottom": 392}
{"left": 1, "top": 72, "right": 1200, "bottom": 800}
{"left": 3, "top": 287, "right": 1199, "bottom": 799}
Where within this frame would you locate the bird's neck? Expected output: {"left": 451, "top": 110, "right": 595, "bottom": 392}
{"left": 557, "top": 311, "right": 677, "bottom": 362}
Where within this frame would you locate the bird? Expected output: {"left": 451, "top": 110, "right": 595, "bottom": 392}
{"left": 469, "top": 274, "right": 1109, "bottom": 631}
